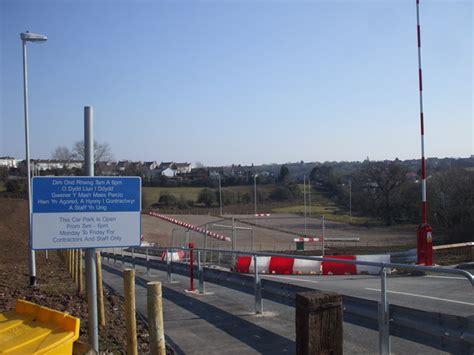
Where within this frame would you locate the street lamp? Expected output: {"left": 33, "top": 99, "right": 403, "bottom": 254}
{"left": 21, "top": 31, "right": 47, "bottom": 287}
{"left": 303, "top": 175, "right": 307, "bottom": 236}
{"left": 218, "top": 173, "right": 223, "bottom": 216}
{"left": 349, "top": 177, "right": 352, "bottom": 223}
{"left": 254, "top": 173, "right": 259, "bottom": 217}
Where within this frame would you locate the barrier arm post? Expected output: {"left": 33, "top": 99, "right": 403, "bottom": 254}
{"left": 379, "top": 267, "right": 390, "bottom": 355}
{"left": 146, "top": 248, "right": 150, "bottom": 276}
{"left": 188, "top": 243, "right": 195, "bottom": 291}
{"left": 198, "top": 250, "right": 205, "bottom": 294}
{"left": 254, "top": 254, "right": 263, "bottom": 314}
{"left": 166, "top": 248, "right": 173, "bottom": 283}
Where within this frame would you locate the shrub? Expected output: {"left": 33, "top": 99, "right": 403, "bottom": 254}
{"left": 5, "top": 179, "right": 22, "bottom": 193}
{"left": 198, "top": 188, "right": 216, "bottom": 207}
{"left": 270, "top": 186, "right": 294, "bottom": 201}
{"left": 177, "top": 195, "right": 190, "bottom": 209}
{"left": 159, "top": 193, "right": 177, "bottom": 206}
{"left": 216, "top": 190, "right": 237, "bottom": 205}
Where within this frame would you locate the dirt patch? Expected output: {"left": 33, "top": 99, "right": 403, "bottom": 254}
{"left": 142, "top": 212, "right": 418, "bottom": 252}
{"left": 0, "top": 199, "right": 152, "bottom": 353}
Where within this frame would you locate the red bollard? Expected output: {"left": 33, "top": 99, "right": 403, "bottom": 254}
{"left": 417, "top": 224, "right": 433, "bottom": 266}
{"left": 188, "top": 243, "right": 195, "bottom": 291}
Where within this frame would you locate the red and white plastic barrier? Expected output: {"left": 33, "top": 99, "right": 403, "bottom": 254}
{"left": 161, "top": 250, "right": 186, "bottom": 261}
{"left": 354, "top": 254, "right": 391, "bottom": 275}
{"left": 255, "top": 213, "right": 271, "bottom": 217}
{"left": 149, "top": 212, "right": 231, "bottom": 242}
{"left": 321, "top": 255, "right": 357, "bottom": 275}
{"left": 235, "top": 256, "right": 271, "bottom": 273}
{"left": 293, "top": 259, "right": 322, "bottom": 275}
{"left": 235, "top": 254, "right": 390, "bottom": 275}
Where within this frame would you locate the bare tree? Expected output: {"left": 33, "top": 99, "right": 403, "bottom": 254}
{"left": 354, "top": 161, "right": 407, "bottom": 226}
{"left": 72, "top": 140, "right": 114, "bottom": 162}
{"left": 429, "top": 167, "right": 474, "bottom": 240}
{"left": 51, "top": 146, "right": 73, "bottom": 161}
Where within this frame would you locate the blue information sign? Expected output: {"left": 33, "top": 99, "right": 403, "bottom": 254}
{"left": 32, "top": 176, "right": 141, "bottom": 250}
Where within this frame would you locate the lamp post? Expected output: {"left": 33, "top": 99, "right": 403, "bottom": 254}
{"left": 254, "top": 173, "right": 259, "bottom": 217}
{"left": 218, "top": 173, "right": 223, "bottom": 216}
{"left": 303, "top": 175, "right": 307, "bottom": 236}
{"left": 308, "top": 177, "right": 311, "bottom": 217}
{"left": 21, "top": 31, "right": 47, "bottom": 287}
{"left": 349, "top": 177, "right": 352, "bottom": 223}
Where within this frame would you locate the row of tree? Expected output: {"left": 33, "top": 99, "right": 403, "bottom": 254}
{"left": 52, "top": 140, "right": 113, "bottom": 162}
{"left": 310, "top": 162, "right": 473, "bottom": 242}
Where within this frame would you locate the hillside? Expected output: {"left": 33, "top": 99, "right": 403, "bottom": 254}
{"left": 0, "top": 198, "right": 150, "bottom": 351}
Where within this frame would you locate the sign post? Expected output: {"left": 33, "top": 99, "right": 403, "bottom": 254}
{"left": 31, "top": 107, "right": 141, "bottom": 352}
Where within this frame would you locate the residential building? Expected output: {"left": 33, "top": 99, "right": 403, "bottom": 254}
{"left": 31, "top": 159, "right": 83, "bottom": 171}
{"left": 0, "top": 157, "right": 18, "bottom": 168}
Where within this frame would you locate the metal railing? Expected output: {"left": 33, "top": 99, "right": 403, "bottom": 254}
{"left": 102, "top": 246, "right": 474, "bottom": 355}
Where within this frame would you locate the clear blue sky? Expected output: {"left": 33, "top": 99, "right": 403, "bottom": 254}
{"left": 1, "top": 0, "right": 472, "bottom": 166}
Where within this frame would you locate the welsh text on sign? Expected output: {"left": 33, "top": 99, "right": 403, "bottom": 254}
{"left": 32, "top": 176, "right": 141, "bottom": 249}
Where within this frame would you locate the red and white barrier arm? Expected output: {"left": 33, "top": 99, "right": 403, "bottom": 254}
{"left": 149, "top": 212, "right": 232, "bottom": 242}
{"left": 293, "top": 237, "right": 323, "bottom": 243}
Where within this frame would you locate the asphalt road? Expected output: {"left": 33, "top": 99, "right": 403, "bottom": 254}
{"left": 101, "top": 258, "right": 445, "bottom": 354}
{"left": 261, "top": 272, "right": 474, "bottom": 317}
{"left": 105, "top": 248, "right": 474, "bottom": 318}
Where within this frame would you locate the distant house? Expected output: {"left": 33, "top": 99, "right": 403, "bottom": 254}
{"left": 143, "top": 161, "right": 159, "bottom": 170}
{"left": 117, "top": 160, "right": 131, "bottom": 172}
{"left": 209, "top": 170, "right": 221, "bottom": 178}
{"left": 0, "top": 157, "right": 18, "bottom": 168}
{"left": 160, "top": 167, "right": 176, "bottom": 178}
{"left": 174, "top": 162, "right": 192, "bottom": 174}
{"left": 155, "top": 162, "right": 192, "bottom": 177}
{"left": 96, "top": 161, "right": 118, "bottom": 175}
{"left": 31, "top": 159, "right": 83, "bottom": 171}
{"left": 158, "top": 162, "right": 174, "bottom": 170}
{"left": 141, "top": 161, "right": 161, "bottom": 179}
{"left": 227, "top": 165, "right": 254, "bottom": 180}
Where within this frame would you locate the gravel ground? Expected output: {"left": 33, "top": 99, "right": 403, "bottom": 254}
{"left": 0, "top": 199, "right": 153, "bottom": 353}
{"left": 142, "top": 212, "right": 419, "bottom": 251}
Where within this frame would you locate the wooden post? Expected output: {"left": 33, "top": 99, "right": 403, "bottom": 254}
{"left": 147, "top": 282, "right": 166, "bottom": 355}
{"left": 69, "top": 250, "right": 73, "bottom": 275}
{"left": 67, "top": 250, "right": 70, "bottom": 273}
{"left": 296, "top": 291, "right": 343, "bottom": 355}
{"left": 96, "top": 251, "right": 106, "bottom": 327}
{"left": 75, "top": 250, "right": 79, "bottom": 282}
{"left": 124, "top": 269, "right": 138, "bottom": 355}
{"left": 72, "top": 249, "right": 77, "bottom": 283}
{"left": 78, "top": 249, "right": 84, "bottom": 293}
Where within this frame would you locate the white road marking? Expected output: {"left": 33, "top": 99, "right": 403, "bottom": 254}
{"left": 263, "top": 275, "right": 319, "bottom": 284}
{"left": 424, "top": 275, "right": 465, "bottom": 280}
{"left": 365, "top": 288, "right": 474, "bottom": 306}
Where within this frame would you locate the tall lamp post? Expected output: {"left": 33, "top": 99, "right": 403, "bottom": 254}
{"left": 303, "top": 175, "right": 307, "bottom": 236}
{"left": 254, "top": 173, "right": 259, "bottom": 220}
{"left": 21, "top": 31, "right": 48, "bottom": 287}
{"left": 218, "top": 173, "right": 223, "bottom": 216}
{"left": 349, "top": 177, "right": 352, "bottom": 223}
